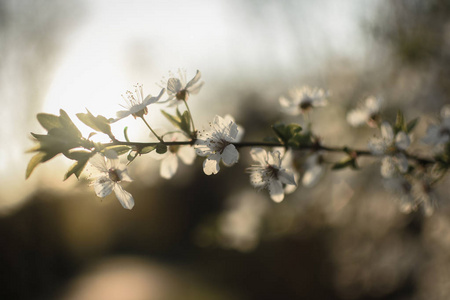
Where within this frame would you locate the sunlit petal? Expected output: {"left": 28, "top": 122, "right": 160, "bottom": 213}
{"left": 114, "top": 184, "right": 134, "bottom": 210}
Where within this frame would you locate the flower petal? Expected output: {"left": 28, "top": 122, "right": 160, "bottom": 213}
{"left": 268, "top": 180, "right": 284, "bottom": 203}
{"left": 93, "top": 177, "right": 114, "bottom": 197}
{"left": 221, "top": 144, "right": 239, "bottom": 166}
{"left": 167, "top": 78, "right": 182, "bottom": 95}
{"left": 142, "top": 88, "right": 165, "bottom": 106}
{"left": 250, "top": 148, "right": 267, "bottom": 165}
{"left": 278, "top": 169, "right": 297, "bottom": 186}
{"left": 177, "top": 146, "right": 196, "bottom": 165}
{"left": 160, "top": 154, "right": 178, "bottom": 179}
{"left": 347, "top": 109, "right": 369, "bottom": 127}
{"left": 381, "top": 122, "right": 394, "bottom": 143}
{"left": 113, "top": 183, "right": 135, "bottom": 210}
{"left": 381, "top": 156, "right": 396, "bottom": 178}
{"left": 395, "top": 153, "right": 409, "bottom": 174}
{"left": 203, "top": 153, "right": 221, "bottom": 175}
{"left": 395, "top": 131, "right": 410, "bottom": 150}
{"left": 89, "top": 154, "right": 108, "bottom": 172}
{"left": 302, "top": 164, "right": 324, "bottom": 187}
{"left": 185, "top": 70, "right": 202, "bottom": 90}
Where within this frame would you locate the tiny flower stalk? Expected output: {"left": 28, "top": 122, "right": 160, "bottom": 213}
{"left": 140, "top": 116, "right": 164, "bottom": 143}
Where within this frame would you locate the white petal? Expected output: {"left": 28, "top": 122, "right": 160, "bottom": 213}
{"left": 381, "top": 122, "right": 394, "bottom": 143}
{"left": 347, "top": 109, "right": 368, "bottom": 127}
{"left": 395, "top": 131, "right": 410, "bottom": 150}
{"left": 185, "top": 70, "right": 202, "bottom": 89}
{"left": 441, "top": 105, "right": 450, "bottom": 119}
{"left": 228, "top": 122, "right": 239, "bottom": 141}
{"left": 250, "top": 148, "right": 267, "bottom": 165}
{"left": 302, "top": 164, "right": 324, "bottom": 187}
{"left": 187, "top": 81, "right": 204, "bottom": 95}
{"left": 142, "top": 88, "right": 165, "bottom": 106}
{"left": 221, "top": 144, "right": 239, "bottom": 166}
{"left": 368, "top": 137, "right": 387, "bottom": 155}
{"left": 365, "top": 96, "right": 381, "bottom": 113}
{"left": 160, "top": 154, "right": 178, "bottom": 179}
{"left": 249, "top": 171, "right": 265, "bottom": 188}
{"left": 114, "top": 184, "right": 135, "bottom": 210}
{"left": 203, "top": 153, "right": 221, "bottom": 175}
{"left": 115, "top": 110, "right": 132, "bottom": 120}
{"left": 278, "top": 169, "right": 297, "bottom": 186}
{"left": 93, "top": 177, "right": 114, "bottom": 197}
{"left": 177, "top": 146, "right": 196, "bottom": 165}
{"left": 167, "top": 78, "right": 182, "bottom": 94}
{"left": 381, "top": 156, "right": 396, "bottom": 178}
{"left": 395, "top": 153, "right": 409, "bottom": 174}
{"left": 267, "top": 151, "right": 281, "bottom": 167}
{"left": 118, "top": 168, "right": 133, "bottom": 182}
{"left": 268, "top": 180, "right": 285, "bottom": 203}
{"left": 89, "top": 154, "right": 108, "bottom": 172}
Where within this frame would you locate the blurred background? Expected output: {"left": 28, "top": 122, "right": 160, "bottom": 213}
{"left": 1, "top": 0, "right": 450, "bottom": 299}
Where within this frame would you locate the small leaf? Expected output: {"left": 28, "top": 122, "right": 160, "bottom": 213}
{"left": 103, "top": 145, "right": 131, "bottom": 156}
{"left": 37, "top": 113, "right": 61, "bottom": 131}
{"left": 64, "top": 158, "right": 89, "bottom": 180}
{"left": 26, "top": 152, "right": 47, "bottom": 179}
{"left": 394, "top": 110, "right": 406, "bottom": 134}
{"left": 161, "top": 110, "right": 181, "bottom": 128}
{"left": 59, "top": 109, "right": 82, "bottom": 138}
{"left": 406, "top": 118, "right": 419, "bottom": 133}
{"left": 140, "top": 145, "right": 157, "bottom": 154}
{"left": 76, "top": 110, "right": 113, "bottom": 137}
{"left": 63, "top": 150, "right": 92, "bottom": 161}
{"left": 331, "top": 158, "right": 355, "bottom": 170}
{"left": 26, "top": 151, "right": 59, "bottom": 179}
{"left": 127, "top": 151, "right": 138, "bottom": 163}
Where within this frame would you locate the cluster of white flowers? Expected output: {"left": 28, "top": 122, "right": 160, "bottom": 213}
{"left": 368, "top": 122, "right": 410, "bottom": 178}
{"left": 74, "top": 71, "right": 446, "bottom": 216}
{"left": 279, "top": 86, "right": 328, "bottom": 115}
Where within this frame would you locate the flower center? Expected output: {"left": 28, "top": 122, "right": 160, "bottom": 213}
{"left": 169, "top": 145, "right": 180, "bottom": 153}
{"left": 132, "top": 107, "right": 148, "bottom": 119}
{"left": 176, "top": 89, "right": 189, "bottom": 101}
{"left": 300, "top": 98, "right": 313, "bottom": 110}
{"left": 108, "top": 168, "right": 121, "bottom": 182}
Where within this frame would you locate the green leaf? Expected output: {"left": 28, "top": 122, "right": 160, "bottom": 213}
{"left": 64, "top": 158, "right": 89, "bottom": 180}
{"left": 127, "top": 151, "right": 138, "bottom": 163}
{"left": 76, "top": 109, "right": 113, "bottom": 137}
{"left": 26, "top": 152, "right": 46, "bottom": 179}
{"left": 394, "top": 110, "right": 406, "bottom": 134}
{"left": 63, "top": 150, "right": 92, "bottom": 161}
{"left": 140, "top": 145, "right": 157, "bottom": 154}
{"left": 406, "top": 117, "right": 419, "bottom": 133}
{"left": 37, "top": 113, "right": 61, "bottom": 131}
{"left": 59, "top": 109, "right": 82, "bottom": 138}
{"left": 102, "top": 145, "right": 131, "bottom": 156}
{"left": 25, "top": 151, "right": 58, "bottom": 179}
{"left": 331, "top": 158, "right": 354, "bottom": 170}
{"left": 180, "top": 111, "right": 192, "bottom": 134}
{"left": 161, "top": 110, "right": 181, "bottom": 128}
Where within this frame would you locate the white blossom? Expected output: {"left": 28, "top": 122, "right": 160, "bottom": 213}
{"left": 195, "top": 115, "right": 244, "bottom": 175}
{"left": 412, "top": 179, "right": 438, "bottom": 216}
{"left": 247, "top": 148, "right": 296, "bottom": 202}
{"left": 279, "top": 86, "right": 328, "bottom": 115}
{"left": 368, "top": 122, "right": 410, "bottom": 178}
{"left": 422, "top": 105, "right": 450, "bottom": 146}
{"left": 383, "top": 177, "right": 416, "bottom": 214}
{"left": 154, "top": 133, "right": 196, "bottom": 179}
{"left": 111, "top": 84, "right": 165, "bottom": 122}
{"left": 302, "top": 152, "right": 326, "bottom": 187}
{"left": 162, "top": 69, "right": 204, "bottom": 106}
{"left": 88, "top": 151, "right": 134, "bottom": 210}
{"left": 347, "top": 96, "right": 382, "bottom": 127}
